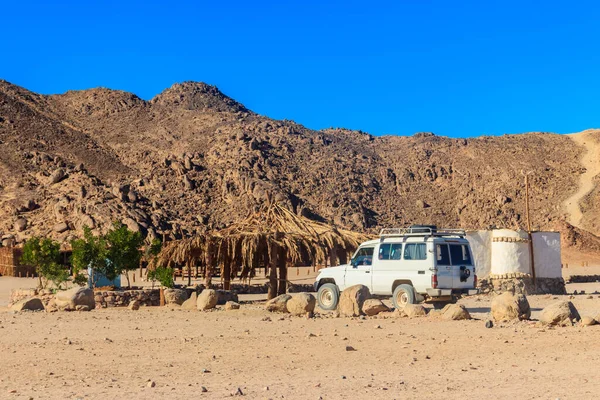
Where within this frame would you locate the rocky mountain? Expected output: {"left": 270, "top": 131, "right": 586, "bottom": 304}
{"left": 0, "top": 79, "right": 598, "bottom": 251}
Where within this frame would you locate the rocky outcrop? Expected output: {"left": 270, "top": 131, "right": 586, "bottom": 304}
{"left": 181, "top": 292, "right": 197, "bottom": 310}
{"left": 265, "top": 294, "right": 291, "bottom": 313}
{"left": 539, "top": 301, "right": 580, "bottom": 326}
{"left": 362, "top": 299, "right": 390, "bottom": 316}
{"left": 439, "top": 304, "right": 471, "bottom": 320}
{"left": 54, "top": 286, "right": 95, "bottom": 311}
{"left": 11, "top": 297, "right": 45, "bottom": 312}
{"left": 491, "top": 292, "right": 531, "bottom": 321}
{"left": 338, "top": 285, "right": 371, "bottom": 317}
{"left": 402, "top": 303, "right": 428, "bottom": 318}
{"left": 163, "top": 288, "right": 188, "bottom": 305}
{"left": 225, "top": 301, "right": 240, "bottom": 310}
{"left": 196, "top": 289, "right": 218, "bottom": 311}
{"left": 286, "top": 293, "right": 316, "bottom": 315}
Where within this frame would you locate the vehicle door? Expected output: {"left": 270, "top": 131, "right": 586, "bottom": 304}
{"left": 449, "top": 243, "right": 475, "bottom": 288}
{"left": 435, "top": 243, "right": 453, "bottom": 288}
{"left": 345, "top": 246, "right": 374, "bottom": 291}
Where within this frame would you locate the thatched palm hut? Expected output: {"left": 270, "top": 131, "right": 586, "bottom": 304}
{"left": 153, "top": 203, "right": 371, "bottom": 298}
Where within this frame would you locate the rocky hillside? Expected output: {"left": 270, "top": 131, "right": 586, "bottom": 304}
{"left": 0, "top": 79, "right": 598, "bottom": 249}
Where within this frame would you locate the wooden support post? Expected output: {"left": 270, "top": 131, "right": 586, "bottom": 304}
{"left": 223, "top": 261, "right": 231, "bottom": 291}
{"left": 187, "top": 262, "right": 192, "bottom": 287}
{"left": 159, "top": 287, "right": 165, "bottom": 306}
{"left": 268, "top": 264, "right": 278, "bottom": 299}
{"left": 277, "top": 249, "right": 287, "bottom": 296}
{"left": 525, "top": 173, "right": 537, "bottom": 290}
{"left": 139, "top": 260, "right": 143, "bottom": 278}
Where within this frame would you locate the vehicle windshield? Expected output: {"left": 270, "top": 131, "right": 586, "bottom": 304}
{"left": 352, "top": 247, "right": 374, "bottom": 266}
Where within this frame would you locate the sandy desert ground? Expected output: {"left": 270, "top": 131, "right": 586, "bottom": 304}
{"left": 2, "top": 276, "right": 600, "bottom": 399}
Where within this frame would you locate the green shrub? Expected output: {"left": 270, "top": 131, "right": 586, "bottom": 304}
{"left": 148, "top": 266, "right": 174, "bottom": 288}
{"left": 21, "top": 237, "right": 69, "bottom": 289}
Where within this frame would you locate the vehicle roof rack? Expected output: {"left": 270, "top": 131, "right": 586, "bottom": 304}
{"left": 379, "top": 226, "right": 466, "bottom": 239}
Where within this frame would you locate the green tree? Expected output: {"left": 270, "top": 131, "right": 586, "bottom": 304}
{"left": 105, "top": 222, "right": 144, "bottom": 288}
{"left": 71, "top": 226, "right": 108, "bottom": 288}
{"left": 21, "top": 237, "right": 68, "bottom": 289}
{"left": 148, "top": 266, "right": 174, "bottom": 289}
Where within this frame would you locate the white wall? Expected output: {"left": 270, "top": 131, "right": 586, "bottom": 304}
{"left": 466, "top": 229, "right": 562, "bottom": 280}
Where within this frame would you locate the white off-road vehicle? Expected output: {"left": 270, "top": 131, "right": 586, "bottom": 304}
{"left": 314, "top": 225, "right": 478, "bottom": 310}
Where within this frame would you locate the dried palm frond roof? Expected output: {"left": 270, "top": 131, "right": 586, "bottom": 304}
{"left": 152, "top": 203, "right": 372, "bottom": 279}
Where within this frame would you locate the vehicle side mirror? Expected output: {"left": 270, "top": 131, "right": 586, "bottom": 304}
{"left": 350, "top": 259, "right": 357, "bottom": 268}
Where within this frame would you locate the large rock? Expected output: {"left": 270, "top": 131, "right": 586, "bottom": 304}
{"left": 54, "top": 287, "right": 95, "bottom": 311}
{"left": 491, "top": 292, "right": 531, "bottom": 321}
{"left": 53, "top": 222, "right": 69, "bottom": 233}
{"left": 265, "top": 294, "right": 292, "bottom": 313}
{"left": 50, "top": 168, "right": 66, "bottom": 184}
{"left": 338, "top": 284, "right": 371, "bottom": 317}
{"left": 403, "top": 303, "right": 428, "bottom": 318}
{"left": 286, "top": 293, "right": 316, "bottom": 315}
{"left": 197, "top": 289, "right": 218, "bottom": 311}
{"left": 14, "top": 218, "right": 27, "bottom": 232}
{"left": 539, "top": 301, "right": 580, "bottom": 326}
{"left": 11, "top": 297, "right": 44, "bottom": 312}
{"left": 225, "top": 301, "right": 240, "bottom": 310}
{"left": 362, "top": 299, "right": 390, "bottom": 316}
{"left": 581, "top": 316, "right": 596, "bottom": 326}
{"left": 163, "top": 288, "right": 188, "bottom": 305}
{"left": 440, "top": 304, "right": 471, "bottom": 320}
{"left": 182, "top": 292, "right": 197, "bottom": 310}
{"left": 128, "top": 300, "right": 141, "bottom": 310}
{"left": 216, "top": 290, "right": 239, "bottom": 305}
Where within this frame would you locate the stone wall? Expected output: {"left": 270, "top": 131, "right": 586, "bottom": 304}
{"left": 9, "top": 288, "right": 160, "bottom": 308}
{"left": 484, "top": 273, "right": 566, "bottom": 295}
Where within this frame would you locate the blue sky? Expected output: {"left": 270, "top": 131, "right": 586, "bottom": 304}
{"left": 2, "top": 0, "right": 600, "bottom": 137}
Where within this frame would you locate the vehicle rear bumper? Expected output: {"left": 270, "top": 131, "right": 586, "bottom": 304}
{"left": 426, "top": 288, "right": 479, "bottom": 297}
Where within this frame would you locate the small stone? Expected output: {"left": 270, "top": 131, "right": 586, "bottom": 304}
{"left": 201, "top": 386, "right": 208, "bottom": 392}
{"left": 485, "top": 320, "right": 494, "bottom": 329}
{"left": 147, "top": 381, "right": 156, "bottom": 388}
{"left": 345, "top": 345, "right": 356, "bottom": 351}
{"left": 234, "top": 387, "right": 243, "bottom": 396}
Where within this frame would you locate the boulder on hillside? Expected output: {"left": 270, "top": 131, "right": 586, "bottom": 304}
{"left": 362, "top": 299, "right": 389, "bottom": 316}
{"left": 53, "top": 222, "right": 69, "bottom": 233}
{"left": 54, "top": 287, "right": 95, "bottom": 311}
{"left": 265, "top": 294, "right": 292, "bottom": 313}
{"left": 163, "top": 288, "right": 188, "bottom": 305}
{"left": 182, "top": 292, "right": 197, "bottom": 310}
{"left": 286, "top": 293, "right": 316, "bottom": 315}
{"left": 440, "top": 304, "right": 471, "bottom": 320}
{"left": 338, "top": 284, "right": 371, "bottom": 317}
{"left": 403, "top": 303, "right": 428, "bottom": 318}
{"left": 14, "top": 218, "right": 27, "bottom": 232}
{"left": 50, "top": 168, "right": 66, "bottom": 184}
{"left": 539, "top": 301, "right": 580, "bottom": 326}
{"left": 11, "top": 297, "right": 44, "bottom": 312}
{"left": 491, "top": 291, "right": 531, "bottom": 321}
{"left": 197, "top": 289, "right": 218, "bottom": 311}
{"left": 216, "top": 290, "right": 239, "bottom": 305}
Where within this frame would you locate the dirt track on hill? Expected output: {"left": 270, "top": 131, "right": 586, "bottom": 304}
{"left": 564, "top": 130, "right": 600, "bottom": 229}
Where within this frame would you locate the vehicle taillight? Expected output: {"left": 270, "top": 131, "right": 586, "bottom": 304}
{"left": 431, "top": 273, "right": 438, "bottom": 289}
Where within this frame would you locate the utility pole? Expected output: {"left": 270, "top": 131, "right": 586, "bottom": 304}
{"left": 523, "top": 171, "right": 536, "bottom": 290}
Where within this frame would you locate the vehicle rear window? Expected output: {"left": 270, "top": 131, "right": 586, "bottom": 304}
{"left": 378, "top": 243, "right": 403, "bottom": 260}
{"left": 403, "top": 243, "right": 427, "bottom": 260}
{"left": 436, "top": 244, "right": 450, "bottom": 265}
{"left": 449, "top": 244, "right": 472, "bottom": 265}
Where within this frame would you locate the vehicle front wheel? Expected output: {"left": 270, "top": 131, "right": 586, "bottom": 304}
{"left": 317, "top": 283, "right": 340, "bottom": 310}
{"left": 392, "top": 284, "right": 416, "bottom": 309}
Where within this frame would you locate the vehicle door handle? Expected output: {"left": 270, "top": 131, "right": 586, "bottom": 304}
{"left": 365, "top": 271, "right": 370, "bottom": 274}
{"left": 446, "top": 267, "right": 451, "bottom": 270}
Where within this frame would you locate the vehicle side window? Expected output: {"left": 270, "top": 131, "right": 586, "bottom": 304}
{"left": 354, "top": 247, "right": 374, "bottom": 266}
{"left": 403, "top": 243, "right": 426, "bottom": 260}
{"left": 378, "top": 244, "right": 391, "bottom": 260}
{"left": 390, "top": 244, "right": 402, "bottom": 260}
{"left": 437, "top": 244, "right": 450, "bottom": 265}
{"left": 449, "top": 244, "right": 472, "bottom": 265}
{"left": 378, "top": 243, "right": 403, "bottom": 260}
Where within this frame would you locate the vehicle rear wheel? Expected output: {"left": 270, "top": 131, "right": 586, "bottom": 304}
{"left": 317, "top": 283, "right": 339, "bottom": 310}
{"left": 392, "top": 284, "right": 416, "bottom": 309}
